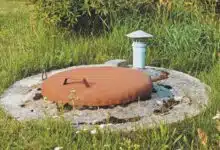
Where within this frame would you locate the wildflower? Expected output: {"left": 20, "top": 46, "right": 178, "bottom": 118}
{"left": 99, "top": 124, "right": 105, "bottom": 129}
{"left": 83, "top": 128, "right": 88, "bottom": 131}
{"left": 43, "top": 96, "right": 48, "bottom": 102}
{"left": 90, "top": 129, "right": 97, "bottom": 135}
{"left": 70, "top": 89, "right": 76, "bottom": 93}
{"left": 197, "top": 128, "right": 208, "bottom": 146}
{"left": 54, "top": 147, "right": 63, "bottom": 150}
{"left": 212, "top": 111, "right": 220, "bottom": 120}
{"left": 104, "top": 144, "right": 110, "bottom": 148}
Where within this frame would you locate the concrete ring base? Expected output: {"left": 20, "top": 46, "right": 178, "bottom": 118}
{"left": 0, "top": 64, "right": 210, "bottom": 131}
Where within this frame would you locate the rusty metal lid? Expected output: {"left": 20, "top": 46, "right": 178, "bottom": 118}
{"left": 41, "top": 67, "right": 153, "bottom": 107}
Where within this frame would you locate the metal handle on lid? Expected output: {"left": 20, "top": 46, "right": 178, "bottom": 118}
{"left": 63, "top": 78, "right": 90, "bottom": 88}
{"left": 42, "top": 69, "right": 48, "bottom": 81}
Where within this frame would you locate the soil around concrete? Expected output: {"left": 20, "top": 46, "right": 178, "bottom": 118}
{"left": 0, "top": 64, "right": 209, "bottom": 131}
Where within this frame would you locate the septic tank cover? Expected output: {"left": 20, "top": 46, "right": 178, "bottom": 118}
{"left": 42, "top": 67, "right": 152, "bottom": 106}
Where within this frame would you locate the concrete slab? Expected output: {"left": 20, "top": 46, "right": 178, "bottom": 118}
{"left": 0, "top": 64, "right": 209, "bottom": 131}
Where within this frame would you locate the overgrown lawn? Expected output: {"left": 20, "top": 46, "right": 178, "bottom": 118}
{"left": 0, "top": 0, "right": 220, "bottom": 149}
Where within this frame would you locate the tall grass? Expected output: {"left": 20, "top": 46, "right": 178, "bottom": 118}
{"left": 0, "top": 0, "right": 220, "bottom": 149}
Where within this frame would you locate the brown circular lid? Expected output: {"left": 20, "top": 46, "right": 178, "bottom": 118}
{"left": 42, "top": 67, "right": 152, "bottom": 107}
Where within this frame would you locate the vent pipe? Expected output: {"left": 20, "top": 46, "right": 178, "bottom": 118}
{"left": 127, "top": 30, "right": 153, "bottom": 69}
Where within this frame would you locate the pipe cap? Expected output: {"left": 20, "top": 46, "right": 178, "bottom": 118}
{"left": 126, "top": 30, "right": 153, "bottom": 39}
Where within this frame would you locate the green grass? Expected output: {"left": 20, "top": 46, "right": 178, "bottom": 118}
{"left": 0, "top": 0, "right": 220, "bottom": 149}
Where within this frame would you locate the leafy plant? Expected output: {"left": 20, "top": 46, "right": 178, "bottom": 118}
{"left": 33, "top": 0, "right": 154, "bottom": 33}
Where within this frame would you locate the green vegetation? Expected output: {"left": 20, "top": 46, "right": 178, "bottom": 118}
{"left": 33, "top": 0, "right": 155, "bottom": 33}
{"left": 0, "top": 0, "right": 220, "bottom": 149}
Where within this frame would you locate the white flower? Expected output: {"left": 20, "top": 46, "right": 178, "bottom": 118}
{"left": 83, "top": 128, "right": 88, "bottom": 131}
{"left": 212, "top": 111, "right": 220, "bottom": 120}
{"left": 54, "top": 147, "right": 63, "bottom": 150}
{"left": 43, "top": 96, "right": 48, "bottom": 101}
{"left": 99, "top": 124, "right": 105, "bottom": 129}
{"left": 76, "top": 131, "right": 80, "bottom": 134}
{"left": 104, "top": 144, "right": 110, "bottom": 147}
{"left": 90, "top": 129, "right": 97, "bottom": 134}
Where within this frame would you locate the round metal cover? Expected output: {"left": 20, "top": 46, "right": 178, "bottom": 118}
{"left": 42, "top": 67, "right": 152, "bottom": 107}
